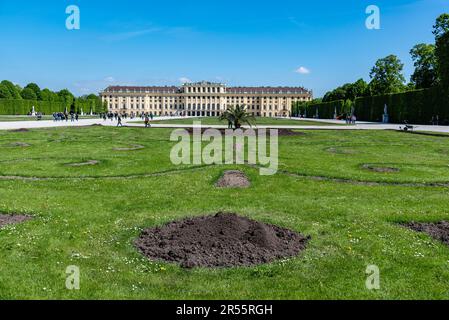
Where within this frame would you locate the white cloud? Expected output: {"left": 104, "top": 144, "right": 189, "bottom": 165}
{"left": 295, "top": 66, "right": 311, "bottom": 75}
{"left": 179, "top": 77, "right": 191, "bottom": 84}
{"left": 104, "top": 76, "right": 115, "bottom": 83}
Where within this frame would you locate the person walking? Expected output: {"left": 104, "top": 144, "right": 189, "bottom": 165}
{"left": 144, "top": 115, "right": 150, "bottom": 128}
{"left": 75, "top": 113, "right": 79, "bottom": 121}
{"left": 117, "top": 115, "right": 123, "bottom": 127}
{"left": 150, "top": 112, "right": 154, "bottom": 121}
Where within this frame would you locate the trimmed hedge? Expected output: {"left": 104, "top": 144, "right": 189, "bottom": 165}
{"left": 0, "top": 98, "right": 101, "bottom": 115}
{"left": 0, "top": 99, "right": 66, "bottom": 115}
{"left": 354, "top": 87, "right": 449, "bottom": 124}
{"left": 305, "top": 100, "right": 348, "bottom": 119}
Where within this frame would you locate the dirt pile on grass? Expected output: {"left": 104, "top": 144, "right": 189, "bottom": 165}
{"left": 135, "top": 213, "right": 309, "bottom": 268}
{"left": 216, "top": 170, "right": 250, "bottom": 188}
{"left": 362, "top": 164, "right": 400, "bottom": 173}
{"left": 403, "top": 221, "right": 449, "bottom": 247}
{"left": 9, "top": 128, "right": 29, "bottom": 133}
{"left": 0, "top": 214, "right": 32, "bottom": 228}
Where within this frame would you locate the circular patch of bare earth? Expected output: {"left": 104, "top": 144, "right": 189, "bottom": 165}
{"left": 113, "top": 144, "right": 144, "bottom": 151}
{"left": 66, "top": 160, "right": 100, "bottom": 167}
{"left": 7, "top": 142, "right": 31, "bottom": 147}
{"left": 327, "top": 147, "right": 357, "bottom": 154}
{"left": 216, "top": 170, "right": 250, "bottom": 188}
{"left": 403, "top": 221, "right": 449, "bottom": 247}
{"left": 0, "top": 214, "right": 32, "bottom": 228}
{"left": 362, "top": 164, "right": 400, "bottom": 173}
{"left": 185, "top": 128, "right": 304, "bottom": 136}
{"left": 135, "top": 213, "right": 310, "bottom": 269}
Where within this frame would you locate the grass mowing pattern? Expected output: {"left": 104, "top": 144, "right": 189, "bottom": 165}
{"left": 0, "top": 126, "right": 449, "bottom": 299}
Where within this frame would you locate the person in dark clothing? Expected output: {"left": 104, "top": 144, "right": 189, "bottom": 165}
{"left": 117, "top": 115, "right": 123, "bottom": 127}
{"left": 144, "top": 115, "right": 150, "bottom": 128}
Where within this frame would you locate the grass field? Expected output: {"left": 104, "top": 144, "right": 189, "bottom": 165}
{"left": 148, "top": 117, "right": 342, "bottom": 126}
{"left": 1, "top": 126, "right": 449, "bottom": 299}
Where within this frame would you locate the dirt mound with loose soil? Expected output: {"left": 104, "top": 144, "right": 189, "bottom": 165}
{"left": 0, "top": 214, "right": 32, "bottom": 228}
{"left": 135, "top": 212, "right": 309, "bottom": 268}
{"left": 403, "top": 221, "right": 449, "bottom": 247}
{"left": 362, "top": 164, "right": 400, "bottom": 173}
{"left": 216, "top": 170, "right": 250, "bottom": 188}
{"left": 9, "top": 128, "right": 29, "bottom": 133}
{"left": 113, "top": 144, "right": 144, "bottom": 151}
{"left": 66, "top": 160, "right": 100, "bottom": 167}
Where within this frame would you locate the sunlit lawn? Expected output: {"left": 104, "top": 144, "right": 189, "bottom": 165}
{"left": 0, "top": 126, "right": 449, "bottom": 299}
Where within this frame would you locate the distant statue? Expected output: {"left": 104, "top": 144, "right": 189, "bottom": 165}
{"left": 383, "top": 104, "right": 389, "bottom": 123}
{"left": 333, "top": 106, "right": 337, "bottom": 119}
{"left": 31, "top": 106, "right": 36, "bottom": 116}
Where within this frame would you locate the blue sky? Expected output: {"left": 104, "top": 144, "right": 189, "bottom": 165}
{"left": 0, "top": 0, "right": 448, "bottom": 97}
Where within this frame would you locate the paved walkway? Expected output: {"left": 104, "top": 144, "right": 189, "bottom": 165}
{"left": 1, "top": 116, "right": 449, "bottom": 133}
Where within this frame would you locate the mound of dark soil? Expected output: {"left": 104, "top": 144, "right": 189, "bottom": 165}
{"left": 403, "top": 221, "right": 449, "bottom": 247}
{"left": 362, "top": 164, "right": 400, "bottom": 173}
{"left": 135, "top": 213, "right": 309, "bottom": 268}
{"left": 9, "top": 128, "right": 29, "bottom": 133}
{"left": 113, "top": 144, "right": 144, "bottom": 151}
{"left": 0, "top": 214, "right": 32, "bottom": 228}
{"left": 66, "top": 160, "right": 100, "bottom": 167}
{"left": 216, "top": 170, "right": 250, "bottom": 188}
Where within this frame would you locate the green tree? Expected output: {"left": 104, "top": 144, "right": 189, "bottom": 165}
{"left": 433, "top": 13, "right": 449, "bottom": 39}
{"left": 346, "top": 79, "right": 369, "bottom": 100}
{"left": 21, "top": 87, "right": 38, "bottom": 100}
{"left": 369, "top": 55, "right": 406, "bottom": 95}
{"left": 434, "top": 14, "right": 449, "bottom": 96}
{"left": 410, "top": 44, "right": 437, "bottom": 89}
{"left": 58, "top": 89, "right": 75, "bottom": 109}
{"left": 41, "top": 88, "right": 59, "bottom": 101}
{"left": 0, "top": 84, "right": 13, "bottom": 99}
{"left": 219, "top": 105, "right": 255, "bottom": 129}
{"left": 24, "top": 83, "right": 41, "bottom": 100}
{"left": 1, "top": 80, "right": 22, "bottom": 99}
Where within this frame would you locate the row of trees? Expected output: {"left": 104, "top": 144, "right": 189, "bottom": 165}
{"left": 0, "top": 80, "right": 105, "bottom": 113}
{"left": 318, "top": 13, "right": 449, "bottom": 106}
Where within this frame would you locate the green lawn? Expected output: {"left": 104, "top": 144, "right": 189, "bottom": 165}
{"left": 148, "top": 117, "right": 342, "bottom": 126}
{"left": 1, "top": 126, "right": 449, "bottom": 299}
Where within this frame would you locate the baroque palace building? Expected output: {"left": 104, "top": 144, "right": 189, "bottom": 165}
{"left": 101, "top": 81, "right": 312, "bottom": 117}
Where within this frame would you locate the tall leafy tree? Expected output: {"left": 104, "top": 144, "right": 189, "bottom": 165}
{"left": 369, "top": 55, "right": 406, "bottom": 95}
{"left": 21, "top": 87, "right": 38, "bottom": 100}
{"left": 0, "top": 84, "right": 13, "bottom": 99}
{"left": 58, "top": 89, "right": 75, "bottom": 109}
{"left": 41, "top": 88, "right": 59, "bottom": 101}
{"left": 410, "top": 44, "right": 437, "bottom": 89}
{"left": 1, "top": 80, "right": 22, "bottom": 99}
{"left": 434, "top": 14, "right": 449, "bottom": 96}
{"left": 346, "top": 79, "right": 369, "bottom": 100}
{"left": 24, "top": 83, "right": 41, "bottom": 100}
{"left": 433, "top": 13, "right": 449, "bottom": 38}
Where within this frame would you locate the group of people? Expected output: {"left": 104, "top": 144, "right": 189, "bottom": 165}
{"left": 345, "top": 114, "right": 357, "bottom": 124}
{"left": 100, "top": 112, "right": 155, "bottom": 127}
{"left": 52, "top": 112, "right": 79, "bottom": 122}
